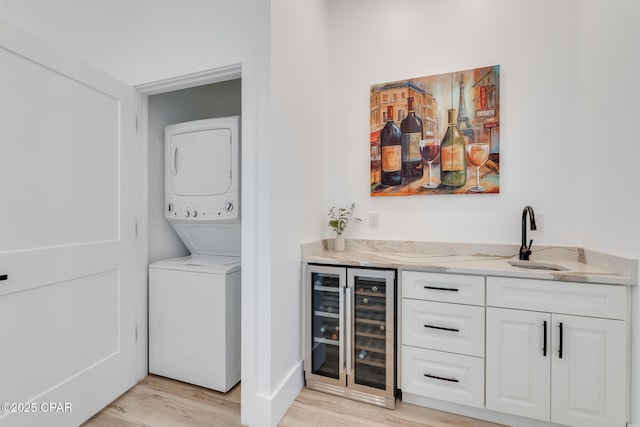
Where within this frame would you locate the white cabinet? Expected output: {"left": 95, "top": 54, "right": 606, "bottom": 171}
{"left": 486, "top": 307, "right": 551, "bottom": 420}
{"left": 486, "top": 276, "right": 628, "bottom": 427}
{"left": 400, "top": 271, "right": 485, "bottom": 408}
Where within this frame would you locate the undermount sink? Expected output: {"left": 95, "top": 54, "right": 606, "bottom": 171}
{"left": 508, "top": 260, "right": 569, "bottom": 271}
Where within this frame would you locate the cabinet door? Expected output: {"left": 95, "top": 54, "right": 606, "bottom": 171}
{"left": 347, "top": 268, "right": 395, "bottom": 399}
{"left": 486, "top": 307, "right": 551, "bottom": 421}
{"left": 304, "top": 265, "right": 347, "bottom": 388}
{"left": 551, "top": 314, "right": 626, "bottom": 427}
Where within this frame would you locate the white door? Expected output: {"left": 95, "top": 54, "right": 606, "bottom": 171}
{"left": 551, "top": 314, "right": 626, "bottom": 427}
{"left": 168, "top": 128, "right": 232, "bottom": 196}
{"left": 0, "top": 23, "right": 139, "bottom": 426}
{"left": 486, "top": 307, "right": 551, "bottom": 421}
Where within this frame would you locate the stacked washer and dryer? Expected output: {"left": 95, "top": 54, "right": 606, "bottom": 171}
{"left": 149, "top": 116, "right": 241, "bottom": 393}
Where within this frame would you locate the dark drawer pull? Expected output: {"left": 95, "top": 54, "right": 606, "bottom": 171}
{"left": 423, "top": 285, "right": 458, "bottom": 292}
{"left": 0, "top": 274, "right": 7, "bottom": 281}
{"left": 424, "top": 373, "right": 459, "bottom": 383}
{"left": 424, "top": 324, "right": 459, "bottom": 333}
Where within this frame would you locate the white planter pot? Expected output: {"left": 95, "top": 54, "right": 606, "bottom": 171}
{"left": 334, "top": 234, "right": 345, "bottom": 252}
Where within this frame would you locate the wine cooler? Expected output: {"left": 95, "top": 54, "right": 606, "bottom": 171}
{"left": 304, "top": 264, "right": 396, "bottom": 408}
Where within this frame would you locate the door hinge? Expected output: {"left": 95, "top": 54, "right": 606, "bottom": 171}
{"left": 135, "top": 220, "right": 138, "bottom": 237}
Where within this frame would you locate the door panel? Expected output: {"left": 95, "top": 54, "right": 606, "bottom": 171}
{"left": 551, "top": 314, "right": 626, "bottom": 427}
{"left": 347, "top": 268, "right": 395, "bottom": 403}
{"left": 1, "top": 270, "right": 119, "bottom": 398}
{"left": 0, "top": 23, "right": 138, "bottom": 426}
{"left": 304, "top": 265, "right": 347, "bottom": 389}
{"left": 169, "top": 128, "right": 232, "bottom": 196}
{"left": 0, "top": 47, "right": 120, "bottom": 253}
{"left": 486, "top": 307, "right": 550, "bottom": 421}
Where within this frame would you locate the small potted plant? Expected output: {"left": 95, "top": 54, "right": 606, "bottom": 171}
{"left": 328, "top": 203, "right": 361, "bottom": 252}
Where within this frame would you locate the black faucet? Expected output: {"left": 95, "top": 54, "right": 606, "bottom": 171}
{"left": 519, "top": 205, "right": 537, "bottom": 260}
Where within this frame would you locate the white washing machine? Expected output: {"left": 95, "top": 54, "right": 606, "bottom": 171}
{"left": 149, "top": 255, "right": 240, "bottom": 392}
{"left": 149, "top": 116, "right": 241, "bottom": 392}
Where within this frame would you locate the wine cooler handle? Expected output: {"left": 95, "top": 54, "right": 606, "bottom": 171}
{"left": 543, "top": 320, "right": 547, "bottom": 357}
{"left": 558, "top": 322, "right": 564, "bottom": 359}
{"left": 345, "top": 285, "right": 354, "bottom": 376}
{"left": 338, "top": 283, "right": 345, "bottom": 376}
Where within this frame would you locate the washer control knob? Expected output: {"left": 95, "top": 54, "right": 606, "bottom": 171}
{"left": 192, "top": 210, "right": 198, "bottom": 218}
{"left": 225, "top": 202, "right": 234, "bottom": 212}
{"left": 185, "top": 210, "right": 191, "bottom": 218}
{"left": 168, "top": 203, "right": 173, "bottom": 212}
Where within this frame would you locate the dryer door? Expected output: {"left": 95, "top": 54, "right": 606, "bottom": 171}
{"left": 169, "top": 128, "right": 232, "bottom": 196}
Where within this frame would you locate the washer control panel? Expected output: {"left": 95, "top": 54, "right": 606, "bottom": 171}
{"left": 166, "top": 195, "right": 238, "bottom": 223}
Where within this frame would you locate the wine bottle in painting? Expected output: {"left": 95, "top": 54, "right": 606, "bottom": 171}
{"left": 400, "top": 96, "right": 423, "bottom": 178}
{"left": 440, "top": 108, "right": 467, "bottom": 187}
{"left": 380, "top": 105, "right": 402, "bottom": 186}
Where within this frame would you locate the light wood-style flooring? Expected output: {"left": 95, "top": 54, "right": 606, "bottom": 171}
{"left": 83, "top": 375, "right": 506, "bottom": 427}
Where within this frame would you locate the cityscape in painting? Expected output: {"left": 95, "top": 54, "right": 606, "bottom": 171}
{"left": 370, "top": 65, "right": 500, "bottom": 196}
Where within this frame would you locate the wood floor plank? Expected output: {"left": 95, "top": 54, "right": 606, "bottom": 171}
{"left": 83, "top": 376, "right": 241, "bottom": 427}
{"left": 83, "top": 375, "right": 505, "bottom": 426}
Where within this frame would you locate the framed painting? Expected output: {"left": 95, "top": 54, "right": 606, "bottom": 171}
{"left": 370, "top": 65, "right": 500, "bottom": 196}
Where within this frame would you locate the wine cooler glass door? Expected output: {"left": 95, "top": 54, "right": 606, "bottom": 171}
{"left": 309, "top": 268, "right": 345, "bottom": 384}
{"left": 348, "top": 269, "right": 395, "bottom": 397}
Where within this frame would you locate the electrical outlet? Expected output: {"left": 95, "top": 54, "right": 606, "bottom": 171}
{"left": 369, "top": 213, "right": 379, "bottom": 229}
{"left": 536, "top": 213, "right": 544, "bottom": 232}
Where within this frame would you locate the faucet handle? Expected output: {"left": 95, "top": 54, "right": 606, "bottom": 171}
{"left": 519, "top": 240, "right": 534, "bottom": 260}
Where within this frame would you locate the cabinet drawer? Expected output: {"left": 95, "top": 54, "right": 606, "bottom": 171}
{"left": 401, "top": 271, "right": 485, "bottom": 305}
{"left": 487, "top": 276, "right": 627, "bottom": 320}
{"left": 402, "top": 299, "right": 484, "bottom": 357}
{"left": 401, "top": 345, "right": 484, "bottom": 408}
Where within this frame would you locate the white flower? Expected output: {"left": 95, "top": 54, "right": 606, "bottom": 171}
{"left": 328, "top": 203, "right": 361, "bottom": 235}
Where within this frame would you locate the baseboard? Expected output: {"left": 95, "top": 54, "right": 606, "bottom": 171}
{"left": 244, "top": 361, "right": 304, "bottom": 427}
{"left": 269, "top": 362, "right": 304, "bottom": 426}
{"left": 402, "top": 392, "right": 566, "bottom": 427}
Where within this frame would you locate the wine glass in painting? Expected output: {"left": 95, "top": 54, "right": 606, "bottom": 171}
{"left": 466, "top": 142, "right": 490, "bottom": 192}
{"left": 419, "top": 139, "right": 441, "bottom": 189}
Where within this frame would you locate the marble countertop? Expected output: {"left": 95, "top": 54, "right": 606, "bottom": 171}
{"left": 301, "top": 239, "right": 638, "bottom": 286}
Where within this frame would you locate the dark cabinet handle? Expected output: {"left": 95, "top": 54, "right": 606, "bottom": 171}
{"left": 0, "top": 274, "right": 7, "bottom": 281}
{"left": 423, "top": 285, "right": 458, "bottom": 292}
{"left": 424, "top": 324, "right": 459, "bottom": 333}
{"left": 558, "top": 322, "right": 564, "bottom": 359}
{"left": 543, "top": 320, "right": 547, "bottom": 357}
{"left": 424, "top": 373, "right": 459, "bottom": 383}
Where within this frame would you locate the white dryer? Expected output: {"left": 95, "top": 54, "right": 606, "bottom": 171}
{"left": 149, "top": 116, "right": 241, "bottom": 392}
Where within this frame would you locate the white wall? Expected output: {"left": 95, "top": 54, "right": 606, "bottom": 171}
{"left": 579, "top": 0, "right": 640, "bottom": 258}
{"left": 327, "top": 0, "right": 640, "bottom": 425}
{"left": 0, "top": 0, "right": 258, "bottom": 86}
{"left": 579, "top": 0, "right": 640, "bottom": 424}
{"left": 267, "top": 0, "right": 330, "bottom": 423}
{"left": 327, "top": 0, "right": 583, "bottom": 248}
{"left": 147, "top": 80, "right": 242, "bottom": 264}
